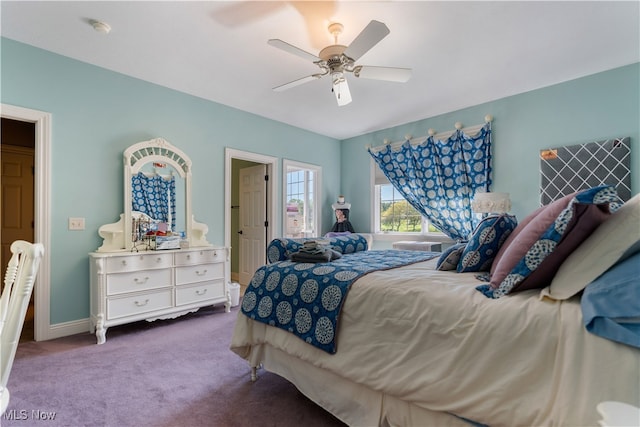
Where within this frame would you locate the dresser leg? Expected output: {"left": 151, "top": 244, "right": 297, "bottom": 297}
{"left": 95, "top": 315, "right": 107, "bottom": 345}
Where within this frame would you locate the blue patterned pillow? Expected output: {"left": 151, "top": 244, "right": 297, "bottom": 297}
{"left": 477, "top": 185, "right": 618, "bottom": 298}
{"left": 436, "top": 243, "right": 466, "bottom": 271}
{"left": 458, "top": 214, "right": 517, "bottom": 273}
{"left": 266, "top": 234, "right": 369, "bottom": 263}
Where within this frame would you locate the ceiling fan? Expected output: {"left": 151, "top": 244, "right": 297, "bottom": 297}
{"left": 268, "top": 20, "right": 412, "bottom": 106}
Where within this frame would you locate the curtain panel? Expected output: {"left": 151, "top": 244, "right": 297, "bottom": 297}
{"left": 369, "top": 123, "right": 492, "bottom": 241}
{"left": 131, "top": 172, "right": 176, "bottom": 230}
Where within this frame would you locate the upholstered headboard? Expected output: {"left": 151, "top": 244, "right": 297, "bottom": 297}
{"left": 540, "top": 137, "right": 630, "bottom": 205}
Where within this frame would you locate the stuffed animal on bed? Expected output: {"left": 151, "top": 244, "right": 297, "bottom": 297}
{"left": 330, "top": 195, "right": 355, "bottom": 233}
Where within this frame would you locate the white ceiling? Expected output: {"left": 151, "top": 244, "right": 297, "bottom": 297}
{"left": 2, "top": 1, "right": 639, "bottom": 140}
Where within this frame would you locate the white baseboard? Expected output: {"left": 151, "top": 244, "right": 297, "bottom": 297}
{"left": 38, "top": 318, "right": 91, "bottom": 341}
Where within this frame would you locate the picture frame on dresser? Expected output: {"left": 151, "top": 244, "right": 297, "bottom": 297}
{"left": 90, "top": 137, "right": 231, "bottom": 344}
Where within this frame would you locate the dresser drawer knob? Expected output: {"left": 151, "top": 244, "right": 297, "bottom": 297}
{"left": 134, "top": 299, "right": 149, "bottom": 307}
{"left": 195, "top": 270, "right": 208, "bottom": 276}
{"left": 196, "top": 289, "right": 208, "bottom": 296}
{"left": 186, "top": 254, "right": 191, "bottom": 260}
{"left": 134, "top": 277, "right": 150, "bottom": 284}
{"left": 121, "top": 260, "right": 127, "bottom": 266}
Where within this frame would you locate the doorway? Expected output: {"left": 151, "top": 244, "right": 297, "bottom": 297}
{"left": 1, "top": 104, "right": 51, "bottom": 342}
{"left": 1, "top": 119, "right": 35, "bottom": 341}
{"left": 225, "top": 149, "right": 278, "bottom": 292}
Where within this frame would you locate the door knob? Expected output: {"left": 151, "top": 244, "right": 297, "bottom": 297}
{"left": 237, "top": 230, "right": 243, "bottom": 235}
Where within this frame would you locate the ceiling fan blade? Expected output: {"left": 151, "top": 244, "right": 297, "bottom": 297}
{"left": 333, "top": 77, "right": 352, "bottom": 106}
{"left": 273, "top": 74, "right": 323, "bottom": 92}
{"left": 268, "top": 39, "right": 320, "bottom": 63}
{"left": 343, "top": 20, "right": 390, "bottom": 61}
{"left": 354, "top": 66, "right": 412, "bottom": 82}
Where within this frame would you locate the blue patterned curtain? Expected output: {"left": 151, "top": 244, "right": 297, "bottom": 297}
{"left": 131, "top": 172, "right": 176, "bottom": 230}
{"left": 369, "top": 123, "right": 492, "bottom": 241}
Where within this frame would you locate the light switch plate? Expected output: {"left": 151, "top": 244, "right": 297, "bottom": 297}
{"left": 69, "top": 217, "right": 85, "bottom": 230}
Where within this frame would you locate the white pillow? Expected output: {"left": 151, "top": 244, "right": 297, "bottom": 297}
{"left": 540, "top": 192, "right": 640, "bottom": 300}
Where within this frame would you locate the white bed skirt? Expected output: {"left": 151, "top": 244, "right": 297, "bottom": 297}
{"left": 246, "top": 343, "right": 472, "bottom": 427}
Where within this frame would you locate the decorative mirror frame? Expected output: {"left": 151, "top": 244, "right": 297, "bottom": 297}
{"left": 97, "top": 137, "right": 210, "bottom": 252}
{"left": 124, "top": 138, "right": 192, "bottom": 251}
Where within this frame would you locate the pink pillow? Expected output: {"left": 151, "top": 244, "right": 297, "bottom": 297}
{"left": 489, "top": 190, "right": 611, "bottom": 293}
{"left": 489, "top": 203, "right": 548, "bottom": 277}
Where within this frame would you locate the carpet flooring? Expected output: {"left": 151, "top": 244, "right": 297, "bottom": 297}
{"left": 2, "top": 304, "right": 347, "bottom": 427}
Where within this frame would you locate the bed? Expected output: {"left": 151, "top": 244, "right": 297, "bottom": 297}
{"left": 230, "top": 187, "right": 640, "bottom": 427}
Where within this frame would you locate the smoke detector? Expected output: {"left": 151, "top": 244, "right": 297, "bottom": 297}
{"left": 90, "top": 20, "right": 111, "bottom": 34}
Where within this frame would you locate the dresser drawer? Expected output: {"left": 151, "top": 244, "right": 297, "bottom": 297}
{"left": 106, "top": 268, "right": 171, "bottom": 295}
{"left": 175, "top": 263, "right": 224, "bottom": 285}
{"left": 176, "top": 281, "right": 225, "bottom": 306}
{"left": 106, "top": 253, "right": 172, "bottom": 273}
{"left": 107, "top": 289, "right": 172, "bottom": 320}
{"left": 174, "top": 249, "right": 225, "bottom": 266}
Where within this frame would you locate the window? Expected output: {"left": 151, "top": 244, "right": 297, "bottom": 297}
{"left": 372, "top": 156, "right": 443, "bottom": 236}
{"left": 283, "top": 160, "right": 321, "bottom": 238}
{"left": 374, "top": 183, "right": 442, "bottom": 234}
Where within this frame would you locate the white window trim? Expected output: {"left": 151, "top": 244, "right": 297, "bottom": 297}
{"left": 283, "top": 159, "right": 322, "bottom": 238}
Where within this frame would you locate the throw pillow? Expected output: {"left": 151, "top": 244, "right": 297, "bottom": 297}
{"left": 478, "top": 185, "right": 618, "bottom": 298}
{"left": 436, "top": 243, "right": 466, "bottom": 271}
{"left": 457, "top": 214, "right": 517, "bottom": 272}
{"left": 581, "top": 251, "right": 640, "bottom": 348}
{"left": 540, "top": 193, "right": 640, "bottom": 300}
{"left": 267, "top": 234, "right": 369, "bottom": 263}
{"left": 489, "top": 204, "right": 546, "bottom": 277}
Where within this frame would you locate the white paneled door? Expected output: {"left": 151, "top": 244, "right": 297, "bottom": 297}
{"left": 238, "top": 164, "right": 267, "bottom": 285}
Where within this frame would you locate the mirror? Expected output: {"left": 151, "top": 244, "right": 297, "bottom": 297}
{"left": 131, "top": 162, "right": 185, "bottom": 233}
{"left": 97, "top": 137, "right": 210, "bottom": 251}
{"left": 124, "top": 138, "right": 190, "bottom": 249}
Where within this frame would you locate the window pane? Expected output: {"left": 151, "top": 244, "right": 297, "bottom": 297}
{"left": 285, "top": 167, "right": 318, "bottom": 237}
{"left": 378, "top": 184, "right": 421, "bottom": 233}
{"left": 375, "top": 183, "right": 444, "bottom": 234}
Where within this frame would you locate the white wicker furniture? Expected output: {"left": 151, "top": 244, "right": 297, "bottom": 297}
{"left": 0, "top": 241, "right": 44, "bottom": 415}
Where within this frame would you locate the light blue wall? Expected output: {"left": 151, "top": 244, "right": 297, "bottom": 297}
{"left": 341, "top": 63, "right": 640, "bottom": 232}
{"left": 3, "top": 36, "right": 639, "bottom": 328}
{"left": 1, "top": 38, "right": 341, "bottom": 324}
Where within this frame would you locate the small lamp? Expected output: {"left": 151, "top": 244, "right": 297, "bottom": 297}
{"left": 471, "top": 192, "right": 511, "bottom": 214}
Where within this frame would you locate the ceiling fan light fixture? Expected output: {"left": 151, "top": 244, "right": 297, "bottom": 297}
{"left": 332, "top": 72, "right": 352, "bottom": 106}
{"left": 268, "top": 19, "right": 410, "bottom": 106}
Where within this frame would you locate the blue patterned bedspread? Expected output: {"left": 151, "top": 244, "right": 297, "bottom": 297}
{"left": 241, "top": 249, "right": 438, "bottom": 353}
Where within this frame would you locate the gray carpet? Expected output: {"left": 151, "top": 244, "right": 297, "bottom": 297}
{"left": 3, "top": 304, "right": 346, "bottom": 427}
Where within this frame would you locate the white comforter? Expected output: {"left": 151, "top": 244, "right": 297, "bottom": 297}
{"left": 231, "top": 258, "right": 640, "bottom": 427}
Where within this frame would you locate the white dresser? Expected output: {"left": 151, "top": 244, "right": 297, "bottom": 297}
{"left": 89, "top": 247, "right": 230, "bottom": 344}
